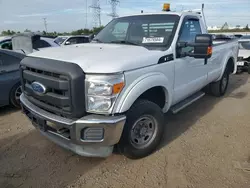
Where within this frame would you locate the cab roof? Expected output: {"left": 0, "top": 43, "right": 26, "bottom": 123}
{"left": 119, "top": 11, "right": 202, "bottom": 19}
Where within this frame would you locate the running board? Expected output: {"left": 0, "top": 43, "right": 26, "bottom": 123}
{"left": 170, "top": 91, "right": 205, "bottom": 114}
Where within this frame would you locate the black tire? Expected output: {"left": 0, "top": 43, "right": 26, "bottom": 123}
{"left": 10, "top": 82, "right": 22, "bottom": 108}
{"left": 210, "top": 67, "right": 229, "bottom": 97}
{"left": 248, "top": 65, "right": 250, "bottom": 74}
{"left": 117, "top": 99, "right": 165, "bottom": 159}
{"left": 236, "top": 68, "right": 242, "bottom": 74}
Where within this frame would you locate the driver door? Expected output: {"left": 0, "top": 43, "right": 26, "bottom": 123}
{"left": 173, "top": 17, "right": 208, "bottom": 104}
{"left": 0, "top": 52, "right": 21, "bottom": 106}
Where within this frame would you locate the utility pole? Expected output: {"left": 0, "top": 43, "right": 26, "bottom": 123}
{"left": 90, "top": 0, "right": 101, "bottom": 28}
{"left": 43, "top": 18, "right": 48, "bottom": 33}
{"left": 85, "top": 0, "right": 88, "bottom": 28}
{"left": 107, "top": 0, "right": 119, "bottom": 19}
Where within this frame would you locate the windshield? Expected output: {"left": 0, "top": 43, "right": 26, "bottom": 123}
{"left": 93, "top": 14, "right": 180, "bottom": 50}
{"left": 239, "top": 42, "right": 250, "bottom": 50}
{"left": 54, "top": 37, "right": 68, "bottom": 45}
{"left": 241, "top": 35, "right": 250, "bottom": 39}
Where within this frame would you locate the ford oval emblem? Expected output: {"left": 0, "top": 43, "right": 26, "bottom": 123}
{"left": 31, "top": 82, "right": 47, "bottom": 94}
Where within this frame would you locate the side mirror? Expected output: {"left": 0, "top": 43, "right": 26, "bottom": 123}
{"left": 193, "top": 34, "right": 213, "bottom": 59}
{"left": 178, "top": 34, "right": 213, "bottom": 59}
{"left": 65, "top": 41, "right": 71, "bottom": 45}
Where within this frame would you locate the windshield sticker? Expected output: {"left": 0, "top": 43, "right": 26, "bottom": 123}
{"left": 142, "top": 37, "right": 164, "bottom": 43}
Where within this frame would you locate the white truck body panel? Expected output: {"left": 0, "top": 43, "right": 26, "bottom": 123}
{"left": 29, "top": 43, "right": 164, "bottom": 73}
{"left": 28, "top": 12, "right": 238, "bottom": 114}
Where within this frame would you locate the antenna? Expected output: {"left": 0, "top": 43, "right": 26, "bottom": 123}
{"left": 43, "top": 18, "right": 48, "bottom": 33}
{"left": 107, "top": 0, "right": 119, "bottom": 19}
{"left": 201, "top": 3, "right": 208, "bottom": 31}
{"left": 90, "top": 0, "right": 101, "bottom": 27}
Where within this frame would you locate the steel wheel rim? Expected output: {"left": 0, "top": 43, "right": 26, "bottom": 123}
{"left": 15, "top": 86, "right": 22, "bottom": 102}
{"left": 130, "top": 115, "right": 158, "bottom": 149}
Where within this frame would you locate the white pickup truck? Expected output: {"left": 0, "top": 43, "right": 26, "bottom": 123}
{"left": 20, "top": 7, "right": 239, "bottom": 159}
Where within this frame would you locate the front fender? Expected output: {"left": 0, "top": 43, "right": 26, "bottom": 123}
{"left": 113, "top": 72, "right": 172, "bottom": 114}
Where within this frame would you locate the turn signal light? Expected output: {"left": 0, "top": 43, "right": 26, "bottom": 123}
{"left": 113, "top": 82, "right": 125, "bottom": 94}
{"left": 207, "top": 46, "right": 212, "bottom": 55}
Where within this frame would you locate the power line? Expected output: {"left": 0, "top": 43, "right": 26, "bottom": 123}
{"left": 43, "top": 18, "right": 48, "bottom": 33}
{"left": 108, "top": 0, "right": 119, "bottom": 19}
{"left": 90, "top": 0, "right": 101, "bottom": 28}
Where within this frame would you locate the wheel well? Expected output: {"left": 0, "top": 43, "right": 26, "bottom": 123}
{"left": 9, "top": 81, "right": 21, "bottom": 100}
{"left": 137, "top": 86, "right": 166, "bottom": 109}
{"left": 227, "top": 57, "right": 235, "bottom": 73}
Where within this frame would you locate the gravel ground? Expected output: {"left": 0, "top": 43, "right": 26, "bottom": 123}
{"left": 0, "top": 74, "right": 250, "bottom": 188}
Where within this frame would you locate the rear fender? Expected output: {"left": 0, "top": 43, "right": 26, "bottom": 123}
{"left": 216, "top": 51, "right": 236, "bottom": 82}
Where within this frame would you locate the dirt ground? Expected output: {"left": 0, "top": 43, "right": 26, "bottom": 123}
{"left": 0, "top": 74, "right": 250, "bottom": 188}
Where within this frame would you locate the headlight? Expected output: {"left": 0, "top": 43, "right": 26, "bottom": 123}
{"left": 88, "top": 82, "right": 113, "bottom": 96}
{"left": 85, "top": 74, "right": 125, "bottom": 114}
{"left": 87, "top": 96, "right": 113, "bottom": 112}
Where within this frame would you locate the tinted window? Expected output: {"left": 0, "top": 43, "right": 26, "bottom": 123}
{"left": 55, "top": 37, "right": 68, "bottom": 44}
{"left": 179, "top": 19, "right": 202, "bottom": 43}
{"left": 67, "top": 37, "right": 89, "bottom": 44}
{"left": 83, "top": 37, "right": 90, "bottom": 43}
{"left": 0, "top": 40, "right": 12, "bottom": 50}
{"left": 178, "top": 18, "right": 202, "bottom": 54}
{"left": 33, "top": 39, "right": 51, "bottom": 49}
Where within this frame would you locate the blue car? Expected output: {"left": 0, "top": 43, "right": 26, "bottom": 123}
{"left": 0, "top": 49, "right": 25, "bottom": 108}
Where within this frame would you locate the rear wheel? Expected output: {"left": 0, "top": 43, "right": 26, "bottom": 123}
{"left": 210, "top": 67, "right": 229, "bottom": 97}
{"left": 10, "top": 83, "right": 22, "bottom": 108}
{"left": 117, "top": 99, "right": 165, "bottom": 159}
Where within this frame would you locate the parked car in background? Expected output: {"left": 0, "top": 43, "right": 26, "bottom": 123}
{"left": 234, "top": 34, "right": 243, "bottom": 38}
{"left": 237, "top": 35, "right": 250, "bottom": 73}
{"left": 54, "top": 35, "right": 91, "bottom": 45}
{"left": 0, "top": 49, "right": 25, "bottom": 108}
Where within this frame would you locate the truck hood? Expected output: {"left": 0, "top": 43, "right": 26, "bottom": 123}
{"left": 28, "top": 43, "right": 164, "bottom": 73}
{"left": 239, "top": 49, "right": 250, "bottom": 59}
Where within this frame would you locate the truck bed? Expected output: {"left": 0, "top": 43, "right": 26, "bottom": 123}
{"left": 213, "top": 38, "right": 238, "bottom": 46}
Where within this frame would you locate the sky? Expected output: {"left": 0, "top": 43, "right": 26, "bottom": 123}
{"left": 0, "top": 0, "right": 249, "bottom": 32}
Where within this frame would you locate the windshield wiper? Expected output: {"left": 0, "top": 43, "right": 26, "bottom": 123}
{"left": 92, "top": 38, "right": 103, "bottom": 43}
{"left": 110, "top": 40, "right": 140, "bottom": 46}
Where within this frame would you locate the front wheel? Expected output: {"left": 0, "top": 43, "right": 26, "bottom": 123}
{"left": 117, "top": 99, "right": 165, "bottom": 159}
{"left": 10, "top": 83, "right": 22, "bottom": 108}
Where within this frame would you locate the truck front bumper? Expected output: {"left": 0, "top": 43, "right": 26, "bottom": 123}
{"left": 20, "top": 94, "right": 126, "bottom": 157}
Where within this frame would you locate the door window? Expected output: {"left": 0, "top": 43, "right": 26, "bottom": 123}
{"left": 178, "top": 18, "right": 202, "bottom": 54}
{"left": 0, "top": 40, "right": 12, "bottom": 50}
{"left": 33, "top": 39, "right": 51, "bottom": 49}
